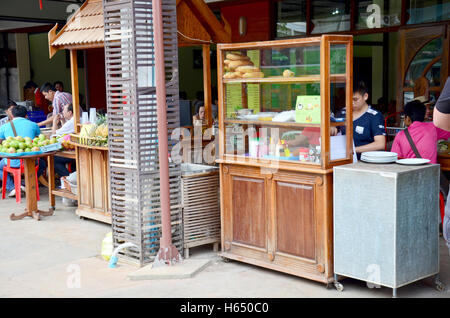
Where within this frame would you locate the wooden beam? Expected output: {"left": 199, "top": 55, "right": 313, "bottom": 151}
{"left": 48, "top": 24, "right": 59, "bottom": 59}
{"left": 70, "top": 49, "right": 80, "bottom": 134}
{"left": 203, "top": 44, "right": 212, "bottom": 127}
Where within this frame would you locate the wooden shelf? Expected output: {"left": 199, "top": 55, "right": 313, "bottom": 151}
{"left": 224, "top": 119, "right": 347, "bottom": 128}
{"left": 52, "top": 188, "right": 77, "bottom": 200}
{"left": 70, "top": 140, "right": 108, "bottom": 151}
{"left": 222, "top": 74, "right": 346, "bottom": 84}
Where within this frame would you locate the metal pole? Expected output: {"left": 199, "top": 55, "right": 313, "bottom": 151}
{"left": 152, "top": 0, "right": 180, "bottom": 265}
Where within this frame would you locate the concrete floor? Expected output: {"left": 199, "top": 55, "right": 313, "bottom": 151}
{"left": 1, "top": 186, "right": 450, "bottom": 298}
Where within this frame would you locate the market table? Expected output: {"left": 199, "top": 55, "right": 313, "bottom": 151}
{"left": 1, "top": 152, "right": 56, "bottom": 221}
{"left": 47, "top": 150, "right": 77, "bottom": 209}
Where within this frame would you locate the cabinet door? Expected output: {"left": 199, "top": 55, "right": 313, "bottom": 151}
{"left": 274, "top": 180, "right": 315, "bottom": 260}
{"left": 270, "top": 172, "right": 321, "bottom": 264}
{"left": 232, "top": 175, "right": 266, "bottom": 249}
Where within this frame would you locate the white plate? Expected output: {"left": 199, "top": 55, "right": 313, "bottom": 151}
{"left": 395, "top": 158, "right": 430, "bottom": 165}
{"left": 362, "top": 151, "right": 398, "bottom": 158}
{"left": 361, "top": 158, "right": 397, "bottom": 164}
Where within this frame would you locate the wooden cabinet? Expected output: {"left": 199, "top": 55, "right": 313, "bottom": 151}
{"left": 75, "top": 145, "right": 111, "bottom": 224}
{"left": 217, "top": 35, "right": 353, "bottom": 284}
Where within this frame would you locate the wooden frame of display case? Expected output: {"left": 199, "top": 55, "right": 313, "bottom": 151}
{"left": 216, "top": 35, "right": 353, "bottom": 284}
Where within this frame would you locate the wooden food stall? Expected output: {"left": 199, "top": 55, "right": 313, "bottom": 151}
{"left": 217, "top": 35, "right": 354, "bottom": 284}
{"left": 48, "top": 0, "right": 111, "bottom": 224}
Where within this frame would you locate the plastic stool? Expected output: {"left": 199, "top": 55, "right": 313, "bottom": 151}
{"left": 2, "top": 159, "right": 40, "bottom": 204}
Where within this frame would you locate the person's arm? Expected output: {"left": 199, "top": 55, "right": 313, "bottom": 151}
{"left": 390, "top": 133, "right": 404, "bottom": 158}
{"left": 38, "top": 114, "right": 55, "bottom": 127}
{"left": 355, "top": 135, "right": 386, "bottom": 153}
{"left": 433, "top": 107, "right": 450, "bottom": 132}
{"left": 51, "top": 114, "right": 61, "bottom": 136}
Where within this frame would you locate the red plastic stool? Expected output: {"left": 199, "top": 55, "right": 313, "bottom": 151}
{"left": 2, "top": 159, "right": 40, "bottom": 204}
{"left": 440, "top": 192, "right": 445, "bottom": 224}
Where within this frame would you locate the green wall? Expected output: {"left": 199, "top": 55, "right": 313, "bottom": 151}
{"left": 28, "top": 33, "right": 86, "bottom": 105}
{"left": 178, "top": 46, "right": 217, "bottom": 101}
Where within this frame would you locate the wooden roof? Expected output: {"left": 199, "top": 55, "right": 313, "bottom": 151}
{"left": 48, "top": 0, "right": 230, "bottom": 58}
{"left": 48, "top": 0, "right": 103, "bottom": 58}
{"left": 176, "top": 0, "right": 231, "bottom": 45}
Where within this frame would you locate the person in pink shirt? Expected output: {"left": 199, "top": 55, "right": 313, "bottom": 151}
{"left": 391, "top": 100, "right": 450, "bottom": 164}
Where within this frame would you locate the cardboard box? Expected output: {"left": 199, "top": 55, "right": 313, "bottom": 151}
{"left": 295, "top": 95, "right": 321, "bottom": 124}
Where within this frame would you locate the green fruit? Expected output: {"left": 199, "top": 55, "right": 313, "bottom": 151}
{"left": 8, "top": 147, "right": 16, "bottom": 153}
{"left": 3, "top": 141, "right": 10, "bottom": 148}
{"left": 50, "top": 138, "right": 57, "bottom": 144}
{"left": 24, "top": 148, "right": 31, "bottom": 152}
{"left": 6, "top": 136, "right": 13, "bottom": 141}
{"left": 2, "top": 140, "right": 8, "bottom": 146}
{"left": 16, "top": 149, "right": 23, "bottom": 153}
{"left": 18, "top": 142, "right": 26, "bottom": 150}
{"left": 24, "top": 137, "right": 32, "bottom": 142}
{"left": 14, "top": 136, "right": 24, "bottom": 142}
{"left": 39, "top": 134, "right": 46, "bottom": 141}
{"left": 31, "top": 146, "right": 40, "bottom": 152}
{"left": 10, "top": 141, "right": 19, "bottom": 149}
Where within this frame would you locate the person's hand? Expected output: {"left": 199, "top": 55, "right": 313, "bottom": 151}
{"left": 53, "top": 114, "right": 61, "bottom": 126}
{"left": 330, "top": 126, "right": 338, "bottom": 136}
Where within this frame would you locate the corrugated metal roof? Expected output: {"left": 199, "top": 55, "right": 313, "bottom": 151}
{"left": 50, "top": 0, "right": 103, "bottom": 48}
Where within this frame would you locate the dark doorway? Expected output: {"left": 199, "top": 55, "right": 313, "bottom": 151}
{"left": 353, "top": 56, "right": 372, "bottom": 105}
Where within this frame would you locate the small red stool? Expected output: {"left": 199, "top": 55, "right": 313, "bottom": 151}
{"left": 2, "top": 159, "right": 40, "bottom": 204}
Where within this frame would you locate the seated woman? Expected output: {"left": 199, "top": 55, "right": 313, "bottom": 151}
{"left": 193, "top": 102, "right": 205, "bottom": 126}
{"left": 391, "top": 100, "right": 450, "bottom": 164}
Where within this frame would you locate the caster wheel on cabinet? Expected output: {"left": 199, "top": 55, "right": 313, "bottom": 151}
{"left": 334, "top": 282, "right": 344, "bottom": 292}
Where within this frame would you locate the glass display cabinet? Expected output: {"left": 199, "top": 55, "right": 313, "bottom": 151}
{"left": 216, "top": 35, "right": 353, "bottom": 284}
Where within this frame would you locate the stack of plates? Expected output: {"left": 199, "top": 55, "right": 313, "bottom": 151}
{"left": 360, "top": 151, "right": 398, "bottom": 164}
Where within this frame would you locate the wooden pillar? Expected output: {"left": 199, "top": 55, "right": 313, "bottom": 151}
{"left": 203, "top": 44, "right": 212, "bottom": 127}
{"left": 70, "top": 49, "right": 80, "bottom": 134}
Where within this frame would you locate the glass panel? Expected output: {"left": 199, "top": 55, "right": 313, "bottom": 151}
{"left": 404, "top": 37, "right": 442, "bottom": 87}
{"left": 311, "top": 0, "right": 350, "bottom": 34}
{"left": 330, "top": 44, "right": 346, "bottom": 74}
{"left": 408, "top": 0, "right": 450, "bottom": 25}
{"left": 225, "top": 123, "right": 322, "bottom": 164}
{"left": 276, "top": 0, "right": 307, "bottom": 38}
{"left": 330, "top": 44, "right": 349, "bottom": 162}
{"left": 425, "top": 61, "right": 441, "bottom": 87}
{"left": 356, "top": 0, "right": 402, "bottom": 30}
{"left": 222, "top": 45, "right": 323, "bottom": 164}
{"left": 404, "top": 91, "right": 414, "bottom": 105}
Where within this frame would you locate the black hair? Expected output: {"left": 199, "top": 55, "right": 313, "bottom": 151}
{"left": 403, "top": 100, "right": 426, "bottom": 122}
{"left": 24, "top": 81, "right": 38, "bottom": 90}
{"left": 7, "top": 99, "right": 17, "bottom": 107}
{"left": 41, "top": 82, "right": 56, "bottom": 93}
{"left": 11, "top": 105, "right": 28, "bottom": 118}
{"left": 54, "top": 81, "right": 64, "bottom": 88}
{"left": 195, "top": 102, "right": 205, "bottom": 115}
{"left": 353, "top": 81, "right": 368, "bottom": 96}
{"left": 65, "top": 103, "right": 73, "bottom": 113}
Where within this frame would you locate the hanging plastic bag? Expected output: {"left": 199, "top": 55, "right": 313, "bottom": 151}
{"left": 101, "top": 232, "right": 113, "bottom": 261}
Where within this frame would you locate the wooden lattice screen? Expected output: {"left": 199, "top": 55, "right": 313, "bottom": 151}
{"left": 103, "top": 0, "right": 182, "bottom": 266}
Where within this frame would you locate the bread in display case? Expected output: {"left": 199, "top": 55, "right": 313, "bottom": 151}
{"left": 217, "top": 35, "right": 353, "bottom": 284}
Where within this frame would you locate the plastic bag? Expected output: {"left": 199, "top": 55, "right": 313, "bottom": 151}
{"left": 101, "top": 232, "right": 113, "bottom": 261}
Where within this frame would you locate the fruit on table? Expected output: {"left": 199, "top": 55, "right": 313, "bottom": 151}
{"left": 0, "top": 133, "right": 57, "bottom": 154}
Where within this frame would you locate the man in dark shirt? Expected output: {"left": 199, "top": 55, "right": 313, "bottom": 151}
{"left": 434, "top": 77, "right": 450, "bottom": 255}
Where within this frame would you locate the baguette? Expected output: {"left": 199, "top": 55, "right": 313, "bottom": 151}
{"left": 226, "top": 53, "right": 251, "bottom": 61}
{"left": 242, "top": 71, "right": 265, "bottom": 78}
{"left": 223, "top": 72, "right": 239, "bottom": 79}
{"left": 228, "top": 59, "right": 254, "bottom": 69}
{"left": 235, "top": 65, "right": 261, "bottom": 74}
